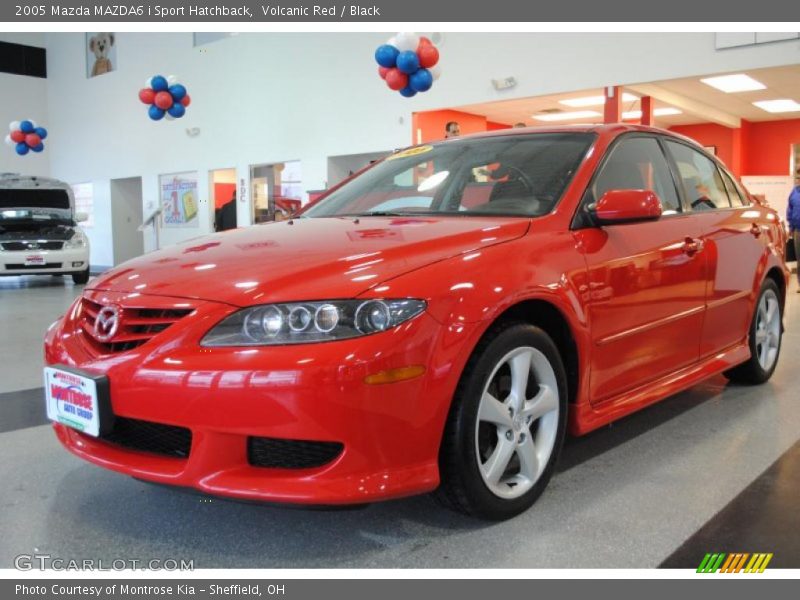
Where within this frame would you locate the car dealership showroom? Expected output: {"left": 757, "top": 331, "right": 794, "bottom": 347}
{"left": 1, "top": 30, "right": 799, "bottom": 571}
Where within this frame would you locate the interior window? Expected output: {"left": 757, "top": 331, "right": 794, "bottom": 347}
{"left": 665, "top": 141, "right": 732, "bottom": 211}
{"left": 589, "top": 136, "right": 681, "bottom": 214}
{"left": 721, "top": 170, "right": 749, "bottom": 207}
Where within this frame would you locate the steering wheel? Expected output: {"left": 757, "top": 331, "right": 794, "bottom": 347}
{"left": 496, "top": 165, "right": 534, "bottom": 193}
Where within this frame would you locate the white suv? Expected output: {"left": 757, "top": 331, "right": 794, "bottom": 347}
{"left": 0, "top": 174, "right": 90, "bottom": 284}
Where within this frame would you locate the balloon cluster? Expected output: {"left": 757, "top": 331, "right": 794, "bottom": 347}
{"left": 374, "top": 32, "right": 441, "bottom": 97}
{"left": 138, "top": 75, "right": 192, "bottom": 121}
{"left": 4, "top": 120, "right": 48, "bottom": 156}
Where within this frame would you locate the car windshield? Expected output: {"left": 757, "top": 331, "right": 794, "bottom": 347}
{"left": 303, "top": 132, "right": 595, "bottom": 218}
{"left": 0, "top": 188, "right": 72, "bottom": 223}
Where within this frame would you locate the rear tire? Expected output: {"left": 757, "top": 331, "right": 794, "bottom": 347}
{"left": 71, "top": 267, "right": 90, "bottom": 285}
{"left": 724, "top": 279, "right": 782, "bottom": 385}
{"left": 436, "top": 322, "right": 567, "bottom": 520}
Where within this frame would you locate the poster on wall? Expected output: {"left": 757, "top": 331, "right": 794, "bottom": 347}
{"left": 86, "top": 33, "right": 117, "bottom": 78}
{"left": 741, "top": 175, "right": 793, "bottom": 223}
{"left": 159, "top": 172, "right": 199, "bottom": 228}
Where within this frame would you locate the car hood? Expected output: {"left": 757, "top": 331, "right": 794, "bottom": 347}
{"left": 88, "top": 216, "right": 530, "bottom": 305}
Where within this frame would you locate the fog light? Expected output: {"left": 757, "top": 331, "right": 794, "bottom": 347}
{"left": 364, "top": 365, "right": 426, "bottom": 385}
{"left": 72, "top": 262, "right": 83, "bottom": 267}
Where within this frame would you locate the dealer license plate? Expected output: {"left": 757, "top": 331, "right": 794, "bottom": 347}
{"left": 44, "top": 366, "right": 104, "bottom": 436}
{"left": 24, "top": 255, "right": 45, "bottom": 266}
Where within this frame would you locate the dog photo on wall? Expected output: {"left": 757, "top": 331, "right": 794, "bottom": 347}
{"left": 86, "top": 32, "right": 116, "bottom": 78}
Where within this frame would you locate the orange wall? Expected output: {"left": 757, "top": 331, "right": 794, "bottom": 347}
{"left": 487, "top": 121, "right": 512, "bottom": 131}
{"left": 213, "top": 183, "right": 236, "bottom": 209}
{"left": 671, "top": 118, "right": 800, "bottom": 177}
{"left": 412, "top": 109, "right": 489, "bottom": 144}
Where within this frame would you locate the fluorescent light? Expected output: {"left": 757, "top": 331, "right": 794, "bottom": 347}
{"left": 622, "top": 107, "right": 683, "bottom": 119}
{"left": 532, "top": 110, "right": 601, "bottom": 122}
{"left": 700, "top": 74, "right": 766, "bottom": 93}
{"left": 559, "top": 93, "right": 638, "bottom": 107}
{"left": 752, "top": 99, "right": 800, "bottom": 113}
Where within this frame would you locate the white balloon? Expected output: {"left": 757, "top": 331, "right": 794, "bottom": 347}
{"left": 386, "top": 35, "right": 398, "bottom": 48}
{"left": 4, "top": 134, "right": 13, "bottom": 146}
{"left": 165, "top": 113, "right": 175, "bottom": 121}
{"left": 167, "top": 75, "right": 177, "bottom": 86}
{"left": 9, "top": 121, "right": 20, "bottom": 132}
{"left": 394, "top": 32, "right": 419, "bottom": 53}
{"left": 429, "top": 64, "right": 442, "bottom": 81}
{"left": 29, "top": 120, "right": 36, "bottom": 128}
{"left": 144, "top": 77, "right": 153, "bottom": 88}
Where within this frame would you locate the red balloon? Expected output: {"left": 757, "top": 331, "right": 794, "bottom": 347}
{"left": 385, "top": 68, "right": 408, "bottom": 91}
{"left": 418, "top": 36, "right": 432, "bottom": 47}
{"left": 378, "top": 66, "right": 390, "bottom": 80}
{"left": 180, "top": 94, "right": 191, "bottom": 107}
{"left": 138, "top": 88, "right": 155, "bottom": 104}
{"left": 25, "top": 133, "right": 41, "bottom": 148}
{"left": 154, "top": 91, "right": 173, "bottom": 110}
{"left": 417, "top": 45, "right": 439, "bottom": 68}
{"left": 10, "top": 130, "right": 25, "bottom": 143}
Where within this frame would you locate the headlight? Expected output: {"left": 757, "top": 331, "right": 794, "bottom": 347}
{"left": 201, "top": 298, "right": 426, "bottom": 347}
{"left": 64, "top": 230, "right": 87, "bottom": 249}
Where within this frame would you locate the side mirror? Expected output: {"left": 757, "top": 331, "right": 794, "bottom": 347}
{"left": 592, "top": 189, "right": 662, "bottom": 225}
{"left": 75, "top": 212, "right": 90, "bottom": 223}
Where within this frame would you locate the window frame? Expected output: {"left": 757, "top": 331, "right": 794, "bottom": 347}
{"left": 571, "top": 132, "right": 685, "bottom": 229}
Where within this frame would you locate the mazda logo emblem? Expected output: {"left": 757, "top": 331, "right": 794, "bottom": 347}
{"left": 94, "top": 305, "right": 120, "bottom": 342}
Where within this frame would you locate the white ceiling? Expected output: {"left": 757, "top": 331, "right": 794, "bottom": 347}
{"left": 455, "top": 64, "right": 800, "bottom": 128}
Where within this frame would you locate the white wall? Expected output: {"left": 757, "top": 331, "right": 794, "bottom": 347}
{"left": 39, "top": 32, "right": 800, "bottom": 259}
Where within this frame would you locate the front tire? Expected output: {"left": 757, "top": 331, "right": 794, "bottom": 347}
{"left": 437, "top": 322, "right": 568, "bottom": 520}
{"left": 724, "top": 279, "right": 782, "bottom": 385}
{"left": 71, "top": 267, "right": 90, "bottom": 285}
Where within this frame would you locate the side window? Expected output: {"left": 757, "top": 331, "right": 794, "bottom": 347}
{"left": 665, "top": 141, "right": 732, "bottom": 211}
{"left": 589, "top": 136, "right": 681, "bottom": 214}
{"left": 721, "top": 170, "right": 749, "bottom": 207}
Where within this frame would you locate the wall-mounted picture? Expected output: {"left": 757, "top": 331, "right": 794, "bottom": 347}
{"left": 86, "top": 32, "right": 116, "bottom": 78}
{"left": 159, "top": 172, "right": 199, "bottom": 228}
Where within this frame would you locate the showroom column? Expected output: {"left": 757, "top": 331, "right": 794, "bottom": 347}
{"left": 603, "top": 86, "right": 622, "bottom": 123}
{"left": 641, "top": 96, "right": 654, "bottom": 126}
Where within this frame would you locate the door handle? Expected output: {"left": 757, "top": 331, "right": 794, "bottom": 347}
{"left": 682, "top": 237, "right": 703, "bottom": 256}
{"left": 750, "top": 223, "right": 762, "bottom": 238}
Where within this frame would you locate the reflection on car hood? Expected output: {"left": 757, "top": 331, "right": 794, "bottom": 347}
{"left": 88, "top": 216, "right": 530, "bottom": 305}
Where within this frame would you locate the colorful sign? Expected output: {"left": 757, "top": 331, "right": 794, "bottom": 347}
{"left": 160, "top": 172, "right": 199, "bottom": 228}
{"left": 697, "top": 552, "right": 773, "bottom": 573}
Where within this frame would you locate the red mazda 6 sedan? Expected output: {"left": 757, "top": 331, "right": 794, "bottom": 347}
{"left": 44, "top": 125, "right": 789, "bottom": 519}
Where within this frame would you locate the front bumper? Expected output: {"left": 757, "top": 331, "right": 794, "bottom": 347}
{"left": 44, "top": 290, "right": 467, "bottom": 504}
{"left": 1, "top": 247, "right": 89, "bottom": 275}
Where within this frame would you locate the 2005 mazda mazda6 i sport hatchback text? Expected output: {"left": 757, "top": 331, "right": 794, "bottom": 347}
{"left": 44, "top": 125, "right": 789, "bottom": 520}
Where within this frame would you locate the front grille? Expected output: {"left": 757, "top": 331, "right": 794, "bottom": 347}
{"left": 248, "top": 436, "right": 344, "bottom": 469}
{"left": 1, "top": 241, "right": 64, "bottom": 251}
{"left": 6, "top": 262, "right": 62, "bottom": 270}
{"left": 100, "top": 416, "right": 192, "bottom": 458}
{"left": 80, "top": 297, "right": 194, "bottom": 354}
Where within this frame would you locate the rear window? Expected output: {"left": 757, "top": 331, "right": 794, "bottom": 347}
{"left": 304, "top": 133, "right": 596, "bottom": 218}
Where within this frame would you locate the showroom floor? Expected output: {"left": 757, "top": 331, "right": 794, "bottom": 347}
{"left": 0, "top": 274, "right": 798, "bottom": 569}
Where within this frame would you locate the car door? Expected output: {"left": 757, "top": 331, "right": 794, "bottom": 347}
{"left": 574, "top": 135, "right": 707, "bottom": 404}
{"left": 663, "top": 140, "right": 765, "bottom": 358}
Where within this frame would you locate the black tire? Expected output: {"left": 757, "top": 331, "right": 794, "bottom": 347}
{"left": 436, "top": 322, "right": 568, "bottom": 520}
{"left": 724, "top": 279, "right": 783, "bottom": 385}
{"left": 71, "top": 267, "right": 90, "bottom": 285}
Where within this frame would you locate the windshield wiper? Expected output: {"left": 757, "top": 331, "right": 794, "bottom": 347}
{"left": 347, "top": 210, "right": 433, "bottom": 217}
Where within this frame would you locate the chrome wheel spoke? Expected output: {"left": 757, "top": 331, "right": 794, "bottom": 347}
{"left": 523, "top": 384, "right": 558, "bottom": 423}
{"left": 479, "top": 392, "right": 512, "bottom": 427}
{"left": 516, "top": 434, "right": 540, "bottom": 482}
{"left": 482, "top": 438, "right": 516, "bottom": 485}
{"left": 508, "top": 350, "right": 532, "bottom": 411}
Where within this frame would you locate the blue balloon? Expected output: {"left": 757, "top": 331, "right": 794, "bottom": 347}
{"left": 396, "top": 51, "right": 420, "bottom": 75}
{"left": 168, "top": 84, "right": 187, "bottom": 101}
{"left": 167, "top": 103, "right": 186, "bottom": 118}
{"left": 31, "top": 143, "right": 44, "bottom": 153}
{"left": 19, "top": 120, "right": 34, "bottom": 134}
{"left": 34, "top": 127, "right": 48, "bottom": 140}
{"left": 374, "top": 44, "right": 399, "bottom": 68}
{"left": 15, "top": 142, "right": 29, "bottom": 155}
{"left": 148, "top": 105, "right": 166, "bottom": 121}
{"left": 409, "top": 68, "right": 433, "bottom": 92}
{"left": 151, "top": 75, "right": 168, "bottom": 92}
{"left": 399, "top": 86, "right": 417, "bottom": 98}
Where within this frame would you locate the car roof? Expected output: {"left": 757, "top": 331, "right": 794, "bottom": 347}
{"left": 0, "top": 173, "right": 73, "bottom": 191}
